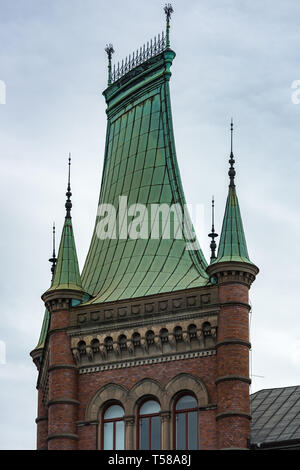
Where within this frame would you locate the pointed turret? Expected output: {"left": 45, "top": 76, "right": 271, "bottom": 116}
{"left": 30, "top": 308, "right": 50, "bottom": 370}
{"left": 46, "top": 154, "right": 83, "bottom": 294}
{"left": 211, "top": 120, "right": 254, "bottom": 266}
{"left": 39, "top": 155, "right": 83, "bottom": 450}
{"left": 30, "top": 223, "right": 58, "bottom": 369}
{"left": 207, "top": 122, "right": 259, "bottom": 450}
{"left": 31, "top": 156, "right": 84, "bottom": 370}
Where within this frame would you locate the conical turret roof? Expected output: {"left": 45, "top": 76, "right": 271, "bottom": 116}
{"left": 48, "top": 217, "right": 83, "bottom": 292}
{"left": 46, "top": 155, "right": 83, "bottom": 293}
{"left": 212, "top": 185, "right": 252, "bottom": 264}
{"left": 212, "top": 121, "right": 254, "bottom": 266}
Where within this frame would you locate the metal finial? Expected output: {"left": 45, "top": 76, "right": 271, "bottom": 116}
{"left": 105, "top": 43, "right": 115, "bottom": 86}
{"left": 228, "top": 119, "right": 236, "bottom": 187}
{"left": 164, "top": 3, "right": 174, "bottom": 21}
{"left": 49, "top": 222, "right": 57, "bottom": 280}
{"left": 65, "top": 153, "right": 72, "bottom": 219}
{"left": 164, "top": 3, "right": 174, "bottom": 48}
{"left": 208, "top": 196, "right": 218, "bottom": 261}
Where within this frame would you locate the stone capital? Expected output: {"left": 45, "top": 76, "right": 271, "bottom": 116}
{"left": 207, "top": 261, "right": 259, "bottom": 288}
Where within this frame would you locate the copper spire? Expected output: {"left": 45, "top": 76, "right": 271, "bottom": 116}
{"left": 228, "top": 119, "right": 236, "bottom": 187}
{"left": 208, "top": 196, "right": 218, "bottom": 262}
{"left": 49, "top": 222, "right": 57, "bottom": 280}
{"left": 65, "top": 153, "right": 72, "bottom": 219}
{"left": 164, "top": 3, "right": 174, "bottom": 48}
{"left": 105, "top": 43, "right": 115, "bottom": 86}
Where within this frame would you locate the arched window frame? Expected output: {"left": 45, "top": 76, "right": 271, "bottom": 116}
{"left": 173, "top": 393, "right": 199, "bottom": 450}
{"left": 137, "top": 397, "right": 162, "bottom": 450}
{"left": 101, "top": 402, "right": 125, "bottom": 450}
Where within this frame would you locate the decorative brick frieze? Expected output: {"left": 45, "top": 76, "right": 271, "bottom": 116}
{"left": 207, "top": 261, "right": 259, "bottom": 289}
{"left": 70, "top": 286, "right": 218, "bottom": 328}
{"left": 79, "top": 349, "right": 216, "bottom": 374}
{"left": 70, "top": 316, "right": 217, "bottom": 368}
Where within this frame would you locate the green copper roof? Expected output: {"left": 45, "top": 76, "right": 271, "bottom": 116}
{"left": 34, "top": 308, "right": 50, "bottom": 351}
{"left": 212, "top": 185, "right": 252, "bottom": 264}
{"left": 47, "top": 217, "right": 83, "bottom": 292}
{"left": 81, "top": 49, "right": 209, "bottom": 304}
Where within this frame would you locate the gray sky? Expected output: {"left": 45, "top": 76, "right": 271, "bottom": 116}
{"left": 0, "top": 0, "right": 300, "bottom": 449}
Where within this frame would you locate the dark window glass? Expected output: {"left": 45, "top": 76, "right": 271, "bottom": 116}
{"left": 138, "top": 400, "right": 161, "bottom": 450}
{"left": 140, "top": 418, "right": 149, "bottom": 450}
{"left": 188, "top": 411, "right": 198, "bottom": 450}
{"left": 176, "top": 395, "right": 197, "bottom": 410}
{"left": 176, "top": 412, "right": 186, "bottom": 450}
{"left": 103, "top": 404, "right": 124, "bottom": 450}
{"left": 175, "top": 395, "right": 198, "bottom": 450}
{"left": 151, "top": 415, "right": 161, "bottom": 450}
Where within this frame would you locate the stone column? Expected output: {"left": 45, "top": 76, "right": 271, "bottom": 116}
{"left": 161, "top": 411, "right": 171, "bottom": 450}
{"left": 124, "top": 415, "right": 135, "bottom": 450}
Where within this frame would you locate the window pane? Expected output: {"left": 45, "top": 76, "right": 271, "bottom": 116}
{"left": 115, "top": 420, "right": 125, "bottom": 450}
{"left": 176, "top": 413, "right": 186, "bottom": 450}
{"left": 151, "top": 416, "right": 161, "bottom": 450}
{"left": 104, "top": 422, "right": 114, "bottom": 450}
{"left": 188, "top": 411, "right": 198, "bottom": 450}
{"left": 140, "top": 417, "right": 149, "bottom": 450}
{"left": 140, "top": 400, "right": 160, "bottom": 415}
{"left": 176, "top": 395, "right": 197, "bottom": 410}
{"left": 104, "top": 405, "right": 124, "bottom": 419}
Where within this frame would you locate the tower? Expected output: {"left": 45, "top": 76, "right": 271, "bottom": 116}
{"left": 31, "top": 7, "right": 258, "bottom": 450}
{"left": 207, "top": 121, "right": 259, "bottom": 449}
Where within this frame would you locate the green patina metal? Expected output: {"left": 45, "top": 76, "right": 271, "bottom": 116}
{"left": 34, "top": 308, "right": 50, "bottom": 351}
{"left": 212, "top": 185, "right": 253, "bottom": 264}
{"left": 32, "top": 218, "right": 85, "bottom": 358}
{"left": 46, "top": 217, "right": 83, "bottom": 293}
{"left": 81, "top": 48, "right": 209, "bottom": 304}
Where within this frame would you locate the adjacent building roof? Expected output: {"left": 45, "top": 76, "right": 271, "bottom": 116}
{"left": 251, "top": 386, "right": 300, "bottom": 449}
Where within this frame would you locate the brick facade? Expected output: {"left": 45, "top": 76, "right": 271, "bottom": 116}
{"left": 35, "top": 266, "right": 257, "bottom": 450}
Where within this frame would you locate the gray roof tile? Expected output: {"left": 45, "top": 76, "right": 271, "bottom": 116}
{"left": 251, "top": 385, "right": 300, "bottom": 445}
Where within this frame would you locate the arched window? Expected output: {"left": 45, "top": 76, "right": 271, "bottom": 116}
{"left": 102, "top": 404, "right": 125, "bottom": 450}
{"left": 174, "top": 395, "right": 198, "bottom": 450}
{"left": 138, "top": 400, "right": 161, "bottom": 450}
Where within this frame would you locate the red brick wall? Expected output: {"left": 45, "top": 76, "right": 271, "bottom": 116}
{"left": 78, "top": 355, "right": 218, "bottom": 449}
{"left": 36, "top": 389, "right": 48, "bottom": 450}
{"left": 216, "top": 282, "right": 251, "bottom": 449}
{"left": 47, "top": 308, "right": 79, "bottom": 451}
{"left": 39, "top": 279, "right": 252, "bottom": 450}
{"left": 78, "top": 424, "right": 98, "bottom": 450}
{"left": 199, "top": 410, "right": 218, "bottom": 450}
